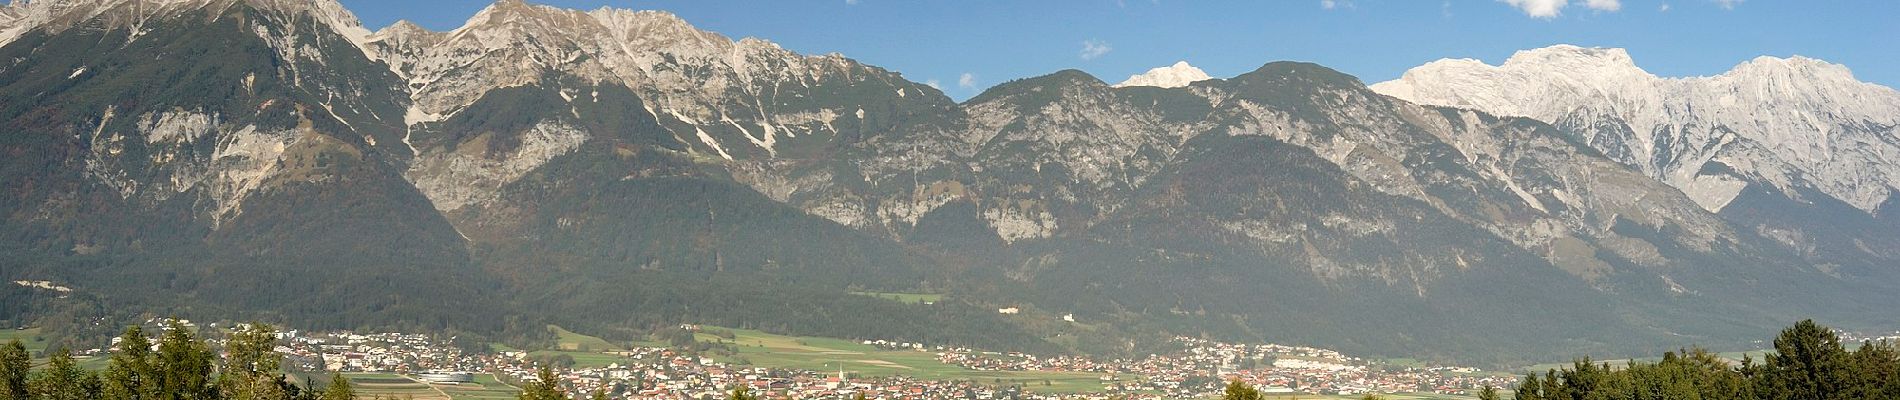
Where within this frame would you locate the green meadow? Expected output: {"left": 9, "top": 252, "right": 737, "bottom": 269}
{"left": 695, "top": 326, "right": 1134, "bottom": 393}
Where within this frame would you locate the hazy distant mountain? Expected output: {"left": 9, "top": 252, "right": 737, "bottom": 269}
{"left": 3, "top": 1, "right": 1895, "bottom": 364}
{"left": 1373, "top": 44, "right": 1900, "bottom": 282}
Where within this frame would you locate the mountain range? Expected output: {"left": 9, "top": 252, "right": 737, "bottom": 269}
{"left": 2, "top": 0, "right": 1896, "bottom": 365}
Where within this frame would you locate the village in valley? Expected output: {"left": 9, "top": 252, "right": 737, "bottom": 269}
{"left": 25, "top": 315, "right": 1880, "bottom": 400}
{"left": 250, "top": 323, "right": 1517, "bottom": 400}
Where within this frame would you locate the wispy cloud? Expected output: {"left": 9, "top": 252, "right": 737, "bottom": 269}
{"left": 1079, "top": 40, "right": 1113, "bottom": 60}
{"left": 844, "top": 0, "right": 859, "bottom": 5}
{"left": 1659, "top": 2, "right": 1671, "bottom": 11}
{"left": 925, "top": 79, "right": 942, "bottom": 90}
{"left": 1712, "top": 0, "right": 1742, "bottom": 10}
{"left": 1584, "top": 0, "right": 1620, "bottom": 12}
{"left": 958, "top": 73, "right": 977, "bottom": 89}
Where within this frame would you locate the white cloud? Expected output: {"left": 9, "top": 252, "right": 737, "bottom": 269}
{"left": 1501, "top": 0, "right": 1564, "bottom": 18}
{"left": 958, "top": 73, "right": 977, "bottom": 89}
{"left": 1500, "top": 0, "right": 1620, "bottom": 18}
{"left": 1321, "top": 0, "right": 1336, "bottom": 9}
{"left": 845, "top": 0, "right": 859, "bottom": 4}
{"left": 1079, "top": 40, "right": 1113, "bottom": 60}
{"left": 925, "top": 79, "right": 941, "bottom": 90}
{"left": 1659, "top": 3, "right": 1671, "bottom": 11}
{"left": 1712, "top": 0, "right": 1741, "bottom": 9}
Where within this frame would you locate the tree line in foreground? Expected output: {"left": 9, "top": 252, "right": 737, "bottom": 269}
{"left": 1218, "top": 320, "right": 1898, "bottom": 400}
{"left": 0, "top": 320, "right": 624, "bottom": 400}
{"left": 1507, "top": 319, "right": 1899, "bottom": 400}
{"left": 0, "top": 321, "right": 367, "bottom": 400}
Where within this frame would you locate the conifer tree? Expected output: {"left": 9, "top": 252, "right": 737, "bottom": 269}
{"left": 728, "top": 385, "right": 758, "bottom": 400}
{"left": 517, "top": 365, "right": 565, "bottom": 400}
{"left": 1478, "top": 385, "right": 1499, "bottom": 400}
{"left": 1222, "top": 380, "right": 1262, "bottom": 400}
{"left": 101, "top": 326, "right": 159, "bottom": 400}
{"left": 0, "top": 340, "right": 27, "bottom": 400}
{"left": 226, "top": 323, "right": 282, "bottom": 377}
{"left": 30, "top": 348, "right": 97, "bottom": 400}
{"left": 1850, "top": 340, "right": 1900, "bottom": 399}
{"left": 321, "top": 372, "right": 355, "bottom": 400}
{"left": 1513, "top": 373, "right": 1542, "bottom": 400}
{"left": 219, "top": 323, "right": 293, "bottom": 400}
{"left": 156, "top": 321, "right": 215, "bottom": 399}
{"left": 1760, "top": 320, "right": 1853, "bottom": 400}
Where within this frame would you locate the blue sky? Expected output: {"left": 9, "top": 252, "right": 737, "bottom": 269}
{"left": 338, "top": 0, "right": 1900, "bottom": 100}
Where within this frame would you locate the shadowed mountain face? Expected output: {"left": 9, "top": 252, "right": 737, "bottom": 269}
{"left": 2, "top": 0, "right": 1894, "bottom": 365}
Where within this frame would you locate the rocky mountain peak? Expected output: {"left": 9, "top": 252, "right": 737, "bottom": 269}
{"left": 967, "top": 69, "right": 1109, "bottom": 106}
{"left": 1719, "top": 55, "right": 1875, "bottom": 96}
{"left": 1114, "top": 60, "right": 1212, "bottom": 88}
{"left": 0, "top": 0, "right": 376, "bottom": 56}
{"left": 372, "top": 19, "right": 431, "bottom": 38}
{"left": 1501, "top": 44, "right": 1643, "bottom": 72}
{"left": 1221, "top": 61, "right": 1367, "bottom": 96}
{"left": 1031, "top": 69, "right": 1107, "bottom": 87}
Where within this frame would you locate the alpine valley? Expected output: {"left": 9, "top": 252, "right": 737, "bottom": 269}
{"left": 3, "top": 0, "right": 1897, "bottom": 366}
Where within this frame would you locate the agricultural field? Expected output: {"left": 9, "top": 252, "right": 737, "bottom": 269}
{"left": 0, "top": 327, "right": 49, "bottom": 354}
{"left": 288, "top": 372, "right": 520, "bottom": 400}
{"left": 436, "top": 374, "right": 522, "bottom": 400}
{"left": 848, "top": 291, "right": 944, "bottom": 305}
{"left": 692, "top": 326, "right": 1135, "bottom": 393}
{"left": 339, "top": 373, "right": 449, "bottom": 400}
{"left": 1, "top": 327, "right": 109, "bottom": 370}
{"left": 490, "top": 325, "right": 638, "bottom": 369}
{"left": 527, "top": 325, "right": 633, "bottom": 369}
{"left": 528, "top": 350, "right": 627, "bottom": 369}
{"left": 548, "top": 325, "right": 619, "bottom": 351}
